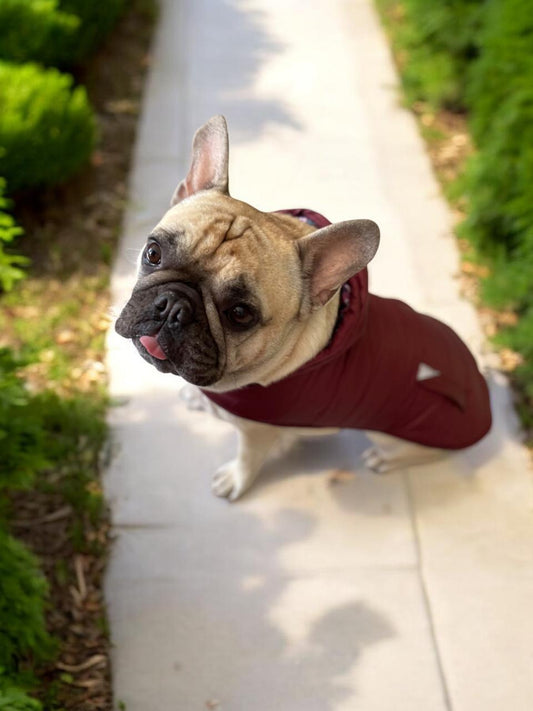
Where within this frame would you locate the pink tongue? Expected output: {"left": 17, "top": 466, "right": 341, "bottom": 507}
{"left": 139, "top": 335, "right": 168, "bottom": 360}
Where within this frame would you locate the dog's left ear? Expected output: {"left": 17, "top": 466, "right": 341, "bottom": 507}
{"left": 171, "top": 115, "right": 229, "bottom": 205}
{"left": 298, "top": 219, "right": 380, "bottom": 310}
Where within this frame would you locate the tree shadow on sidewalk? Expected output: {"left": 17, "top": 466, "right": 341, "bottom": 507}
{"left": 184, "top": 0, "right": 302, "bottom": 142}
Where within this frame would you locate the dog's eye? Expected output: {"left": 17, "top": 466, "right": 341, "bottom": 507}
{"left": 225, "top": 304, "right": 257, "bottom": 331}
{"left": 144, "top": 242, "right": 162, "bottom": 266}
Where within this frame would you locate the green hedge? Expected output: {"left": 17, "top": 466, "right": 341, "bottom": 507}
{"left": 0, "top": 0, "right": 126, "bottom": 69}
{"left": 380, "top": 0, "right": 485, "bottom": 110}
{"left": 0, "top": 61, "right": 96, "bottom": 192}
{"left": 459, "top": 0, "right": 533, "bottom": 402}
{"left": 461, "top": 0, "right": 533, "bottom": 258}
{"left": 0, "top": 0, "right": 79, "bottom": 67}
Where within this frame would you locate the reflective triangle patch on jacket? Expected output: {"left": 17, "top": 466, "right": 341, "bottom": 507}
{"left": 416, "top": 362, "right": 441, "bottom": 381}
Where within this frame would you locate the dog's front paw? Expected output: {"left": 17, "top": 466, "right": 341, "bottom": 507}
{"left": 212, "top": 460, "right": 253, "bottom": 502}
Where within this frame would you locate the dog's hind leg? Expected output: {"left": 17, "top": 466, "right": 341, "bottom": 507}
{"left": 363, "top": 431, "right": 447, "bottom": 474}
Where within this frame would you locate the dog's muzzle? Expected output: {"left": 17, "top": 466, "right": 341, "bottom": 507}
{"left": 115, "top": 280, "right": 221, "bottom": 385}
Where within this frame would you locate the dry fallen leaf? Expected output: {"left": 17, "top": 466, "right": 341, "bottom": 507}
{"left": 327, "top": 469, "right": 356, "bottom": 485}
{"left": 499, "top": 348, "right": 523, "bottom": 372}
{"left": 56, "top": 329, "right": 76, "bottom": 345}
{"left": 105, "top": 99, "right": 140, "bottom": 115}
{"left": 57, "top": 654, "right": 107, "bottom": 675}
{"left": 461, "top": 261, "right": 490, "bottom": 279}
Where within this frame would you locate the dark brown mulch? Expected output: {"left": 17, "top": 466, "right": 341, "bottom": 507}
{"left": 8, "top": 1, "right": 157, "bottom": 709}
{"left": 10, "top": 488, "right": 112, "bottom": 710}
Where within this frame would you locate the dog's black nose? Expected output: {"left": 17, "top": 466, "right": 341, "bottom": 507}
{"left": 154, "top": 291, "right": 194, "bottom": 327}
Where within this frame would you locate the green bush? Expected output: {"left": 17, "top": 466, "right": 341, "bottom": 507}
{"left": 0, "top": 0, "right": 126, "bottom": 69}
{"left": 466, "top": 0, "right": 533, "bottom": 145}
{"left": 0, "top": 531, "right": 54, "bottom": 675}
{"left": 458, "top": 0, "right": 533, "bottom": 403}
{"left": 0, "top": 684, "right": 42, "bottom": 711}
{"left": 0, "top": 61, "right": 96, "bottom": 192}
{"left": 377, "top": 0, "right": 485, "bottom": 110}
{"left": 0, "top": 0, "right": 79, "bottom": 67}
{"left": 461, "top": 0, "right": 533, "bottom": 256}
{"left": 0, "top": 180, "right": 27, "bottom": 291}
{"left": 58, "top": 0, "right": 126, "bottom": 64}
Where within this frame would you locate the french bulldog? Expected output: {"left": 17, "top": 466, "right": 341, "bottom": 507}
{"left": 115, "top": 116, "right": 492, "bottom": 500}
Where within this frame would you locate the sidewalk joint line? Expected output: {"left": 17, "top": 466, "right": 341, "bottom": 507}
{"left": 405, "top": 471, "right": 454, "bottom": 711}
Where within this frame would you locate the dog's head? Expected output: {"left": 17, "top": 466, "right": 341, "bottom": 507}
{"left": 115, "top": 116, "right": 379, "bottom": 390}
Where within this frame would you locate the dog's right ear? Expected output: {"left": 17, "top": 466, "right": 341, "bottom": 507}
{"left": 171, "top": 115, "right": 229, "bottom": 206}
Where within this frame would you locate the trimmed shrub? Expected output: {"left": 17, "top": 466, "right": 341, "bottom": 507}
{"left": 0, "top": 180, "right": 27, "bottom": 291}
{"left": 0, "top": 61, "right": 96, "bottom": 192}
{"left": 0, "top": 531, "right": 54, "bottom": 675}
{"left": 0, "top": 0, "right": 127, "bottom": 69}
{"left": 0, "top": 0, "right": 79, "bottom": 67}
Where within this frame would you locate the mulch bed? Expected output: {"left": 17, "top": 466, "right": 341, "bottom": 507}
{"left": 10, "top": 489, "right": 112, "bottom": 710}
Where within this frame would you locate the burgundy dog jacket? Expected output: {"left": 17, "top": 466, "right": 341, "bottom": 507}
{"left": 201, "top": 209, "right": 491, "bottom": 450}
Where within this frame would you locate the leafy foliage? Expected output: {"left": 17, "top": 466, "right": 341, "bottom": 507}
{"left": 0, "top": 0, "right": 132, "bottom": 705}
{"left": 0, "top": 0, "right": 127, "bottom": 69}
{"left": 33, "top": 391, "right": 108, "bottom": 544}
{"left": 58, "top": 0, "right": 126, "bottom": 64}
{"left": 460, "top": 0, "right": 533, "bottom": 258}
{"left": 458, "top": 0, "right": 533, "bottom": 408}
{"left": 0, "top": 684, "right": 42, "bottom": 711}
{"left": 375, "top": 0, "right": 533, "bottom": 420}
{"left": 0, "top": 531, "right": 54, "bottom": 675}
{"left": 0, "top": 347, "right": 108, "bottom": 504}
{"left": 0, "top": 350, "right": 47, "bottom": 492}
{"left": 0, "top": 0, "right": 79, "bottom": 67}
{"left": 377, "top": 0, "right": 485, "bottom": 110}
{"left": 0, "top": 181, "right": 26, "bottom": 291}
{"left": 0, "top": 61, "right": 96, "bottom": 192}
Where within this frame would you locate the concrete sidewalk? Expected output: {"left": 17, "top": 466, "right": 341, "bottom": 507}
{"left": 105, "top": 1, "right": 533, "bottom": 708}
